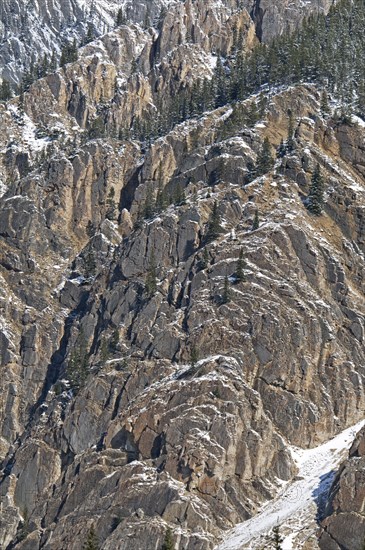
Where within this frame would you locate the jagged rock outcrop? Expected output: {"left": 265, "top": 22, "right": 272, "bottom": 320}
{"left": 0, "top": 1, "right": 365, "bottom": 549}
{"left": 243, "top": 0, "right": 333, "bottom": 41}
{"left": 0, "top": 0, "right": 334, "bottom": 84}
{"left": 319, "top": 426, "right": 365, "bottom": 550}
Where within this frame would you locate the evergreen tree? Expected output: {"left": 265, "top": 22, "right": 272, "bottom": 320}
{"left": 162, "top": 527, "right": 175, "bottom": 550}
{"left": 116, "top": 7, "right": 126, "bottom": 26}
{"left": 50, "top": 49, "right": 57, "bottom": 72}
{"left": 18, "top": 90, "right": 25, "bottom": 124}
{"left": 0, "top": 79, "right": 12, "bottom": 101}
{"left": 155, "top": 176, "right": 167, "bottom": 212}
{"left": 67, "top": 331, "right": 89, "bottom": 391}
{"left": 205, "top": 201, "right": 223, "bottom": 243}
{"left": 145, "top": 251, "right": 157, "bottom": 296}
{"left": 286, "top": 112, "right": 295, "bottom": 152}
{"left": 320, "top": 89, "right": 330, "bottom": 117}
{"left": 258, "top": 92, "right": 268, "bottom": 117}
{"left": 307, "top": 163, "right": 325, "bottom": 215}
{"left": 83, "top": 525, "right": 99, "bottom": 550}
{"left": 190, "top": 346, "right": 199, "bottom": 368}
{"left": 222, "top": 274, "right": 232, "bottom": 304}
{"left": 86, "top": 220, "right": 96, "bottom": 238}
{"left": 106, "top": 187, "right": 117, "bottom": 221}
{"left": 277, "top": 138, "right": 286, "bottom": 158}
{"left": 235, "top": 248, "right": 246, "bottom": 283}
{"left": 272, "top": 525, "right": 283, "bottom": 550}
{"left": 256, "top": 137, "right": 274, "bottom": 176}
{"left": 85, "top": 22, "right": 94, "bottom": 45}
{"left": 60, "top": 39, "right": 78, "bottom": 67}
{"left": 252, "top": 209, "right": 260, "bottom": 230}
{"left": 143, "top": 185, "right": 155, "bottom": 219}
{"left": 198, "top": 247, "right": 210, "bottom": 270}
{"left": 214, "top": 55, "right": 228, "bottom": 108}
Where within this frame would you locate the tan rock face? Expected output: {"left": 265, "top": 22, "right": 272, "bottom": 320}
{"left": 0, "top": 2, "right": 364, "bottom": 549}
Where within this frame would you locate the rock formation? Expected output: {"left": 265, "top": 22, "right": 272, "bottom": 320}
{"left": 320, "top": 427, "right": 365, "bottom": 550}
{"left": 0, "top": 0, "right": 364, "bottom": 549}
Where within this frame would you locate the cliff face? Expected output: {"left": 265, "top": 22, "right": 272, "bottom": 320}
{"left": 0, "top": 0, "right": 365, "bottom": 549}
{"left": 242, "top": 0, "right": 333, "bottom": 41}
{"left": 0, "top": 0, "right": 333, "bottom": 83}
{"left": 320, "top": 427, "right": 365, "bottom": 550}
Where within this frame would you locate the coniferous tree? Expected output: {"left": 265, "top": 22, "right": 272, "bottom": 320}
{"left": 286, "top": 112, "right": 295, "bottom": 153}
{"left": 86, "top": 220, "right": 96, "bottom": 238}
{"left": 256, "top": 137, "right": 274, "bottom": 176}
{"left": 205, "top": 201, "right": 223, "bottom": 243}
{"left": 277, "top": 139, "right": 286, "bottom": 158}
{"left": 198, "top": 247, "right": 210, "bottom": 270}
{"left": 190, "top": 346, "right": 199, "bottom": 368}
{"left": 50, "top": 49, "right": 57, "bottom": 71}
{"left": 252, "top": 209, "right": 260, "bottom": 230}
{"left": 272, "top": 525, "right": 283, "bottom": 550}
{"left": 60, "top": 39, "right": 78, "bottom": 67}
{"left": 18, "top": 90, "right": 25, "bottom": 124}
{"left": 116, "top": 7, "right": 127, "bottom": 26}
{"left": 106, "top": 187, "right": 117, "bottom": 221}
{"left": 155, "top": 178, "right": 167, "bottom": 213}
{"left": 83, "top": 525, "right": 99, "bottom": 550}
{"left": 85, "top": 22, "right": 94, "bottom": 44}
{"left": 222, "top": 274, "right": 232, "bottom": 304}
{"left": 162, "top": 527, "right": 175, "bottom": 550}
{"left": 235, "top": 248, "right": 246, "bottom": 283}
{"left": 67, "top": 331, "right": 89, "bottom": 391}
{"left": 307, "top": 163, "right": 324, "bottom": 215}
{"left": 0, "top": 79, "right": 12, "bottom": 101}
{"left": 320, "top": 90, "right": 330, "bottom": 117}
{"left": 145, "top": 251, "right": 157, "bottom": 296}
{"left": 143, "top": 185, "right": 155, "bottom": 219}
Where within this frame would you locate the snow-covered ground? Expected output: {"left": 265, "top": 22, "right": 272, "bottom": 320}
{"left": 216, "top": 419, "right": 365, "bottom": 550}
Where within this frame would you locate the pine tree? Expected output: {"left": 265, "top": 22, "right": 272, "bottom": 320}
{"left": 143, "top": 185, "right": 155, "bottom": 219}
{"left": 252, "top": 209, "right": 260, "bottom": 230}
{"left": 145, "top": 251, "right": 157, "bottom": 296}
{"left": 67, "top": 332, "right": 89, "bottom": 391}
{"left": 162, "top": 527, "right": 175, "bottom": 550}
{"left": 222, "top": 275, "right": 232, "bottom": 304}
{"left": 85, "top": 22, "right": 94, "bottom": 45}
{"left": 320, "top": 89, "right": 330, "bottom": 117}
{"left": 86, "top": 220, "right": 95, "bottom": 238}
{"left": 50, "top": 49, "right": 57, "bottom": 72}
{"left": 258, "top": 92, "right": 268, "bottom": 117}
{"left": 272, "top": 525, "right": 283, "bottom": 550}
{"left": 256, "top": 137, "right": 274, "bottom": 176}
{"left": 155, "top": 178, "right": 167, "bottom": 212}
{"left": 205, "top": 201, "right": 223, "bottom": 243}
{"left": 235, "top": 248, "right": 246, "bottom": 283}
{"left": 83, "top": 525, "right": 99, "bottom": 550}
{"left": 286, "top": 112, "right": 295, "bottom": 152}
{"left": 0, "top": 79, "right": 12, "bottom": 101}
{"left": 190, "top": 346, "right": 199, "bottom": 368}
{"left": 199, "top": 247, "right": 210, "bottom": 270}
{"left": 106, "top": 187, "right": 117, "bottom": 221}
{"left": 277, "top": 138, "right": 286, "bottom": 158}
{"left": 116, "top": 8, "right": 126, "bottom": 26}
{"left": 307, "top": 163, "right": 324, "bottom": 215}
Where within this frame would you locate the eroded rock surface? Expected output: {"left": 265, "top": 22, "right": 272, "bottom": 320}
{"left": 0, "top": 1, "right": 364, "bottom": 549}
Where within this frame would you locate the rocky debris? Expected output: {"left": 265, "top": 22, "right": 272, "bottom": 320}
{"left": 319, "top": 426, "right": 365, "bottom": 550}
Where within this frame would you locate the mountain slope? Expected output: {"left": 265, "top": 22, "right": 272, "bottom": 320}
{"left": 0, "top": 1, "right": 365, "bottom": 549}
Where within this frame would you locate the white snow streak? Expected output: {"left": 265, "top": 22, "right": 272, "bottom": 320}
{"left": 216, "top": 419, "right": 365, "bottom": 550}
